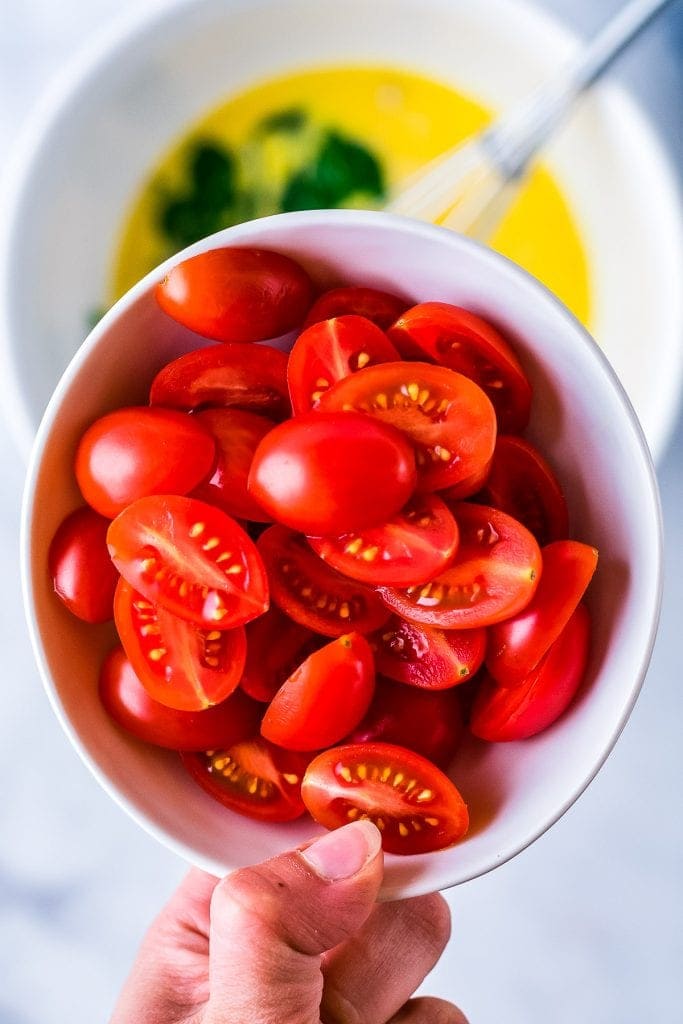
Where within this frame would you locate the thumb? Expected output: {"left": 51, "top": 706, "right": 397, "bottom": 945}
{"left": 205, "top": 820, "right": 383, "bottom": 1024}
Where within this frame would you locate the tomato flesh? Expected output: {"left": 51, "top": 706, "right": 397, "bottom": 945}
{"left": 192, "top": 408, "right": 273, "bottom": 522}
{"left": 48, "top": 506, "right": 119, "bottom": 623}
{"left": 149, "top": 342, "right": 291, "bottom": 420}
{"left": 155, "top": 247, "right": 314, "bottom": 343}
{"left": 99, "top": 645, "right": 260, "bottom": 748}
{"left": 372, "top": 615, "right": 486, "bottom": 689}
{"left": 307, "top": 494, "right": 458, "bottom": 587}
{"left": 388, "top": 302, "right": 532, "bottom": 433}
{"left": 301, "top": 742, "right": 469, "bottom": 854}
{"left": 107, "top": 495, "right": 269, "bottom": 629}
{"left": 303, "top": 286, "right": 410, "bottom": 330}
{"left": 380, "top": 502, "right": 542, "bottom": 629}
{"left": 258, "top": 525, "right": 390, "bottom": 637}
{"left": 181, "top": 739, "right": 310, "bottom": 821}
{"left": 470, "top": 604, "right": 591, "bottom": 741}
{"left": 319, "top": 361, "right": 496, "bottom": 493}
{"left": 240, "top": 606, "right": 319, "bottom": 703}
{"left": 75, "top": 407, "right": 216, "bottom": 519}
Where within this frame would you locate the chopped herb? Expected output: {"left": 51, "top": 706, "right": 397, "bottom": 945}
{"left": 159, "top": 196, "right": 225, "bottom": 249}
{"left": 280, "top": 171, "right": 332, "bottom": 212}
{"left": 189, "top": 142, "right": 235, "bottom": 205}
{"left": 86, "top": 306, "right": 108, "bottom": 331}
{"left": 257, "top": 108, "right": 307, "bottom": 134}
{"left": 314, "top": 131, "right": 385, "bottom": 204}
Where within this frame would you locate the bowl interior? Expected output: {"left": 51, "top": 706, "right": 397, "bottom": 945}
{"left": 22, "top": 211, "right": 661, "bottom": 897}
{"left": 2, "top": 0, "right": 682, "bottom": 460}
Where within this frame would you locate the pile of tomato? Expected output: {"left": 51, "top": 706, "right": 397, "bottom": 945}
{"left": 48, "top": 245, "right": 598, "bottom": 856}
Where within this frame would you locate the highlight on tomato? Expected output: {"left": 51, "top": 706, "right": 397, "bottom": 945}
{"left": 48, "top": 506, "right": 120, "bottom": 623}
{"left": 372, "top": 616, "right": 486, "bottom": 689}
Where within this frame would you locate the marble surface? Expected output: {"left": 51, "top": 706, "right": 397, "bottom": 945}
{"left": 1, "top": 1, "right": 682, "bottom": 1021}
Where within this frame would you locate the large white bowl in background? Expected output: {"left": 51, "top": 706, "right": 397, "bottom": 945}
{"left": 21, "top": 210, "right": 662, "bottom": 898}
{"left": 1, "top": 0, "right": 682, "bottom": 463}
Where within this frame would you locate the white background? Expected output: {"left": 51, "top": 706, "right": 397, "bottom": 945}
{"left": 1, "top": 1, "right": 682, "bottom": 1021}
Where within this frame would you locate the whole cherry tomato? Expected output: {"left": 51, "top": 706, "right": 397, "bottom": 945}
{"left": 48, "top": 506, "right": 119, "bottom": 622}
{"left": 303, "top": 286, "right": 410, "bottom": 329}
{"left": 372, "top": 615, "right": 486, "bottom": 689}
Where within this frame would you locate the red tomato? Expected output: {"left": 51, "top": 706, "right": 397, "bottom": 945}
{"left": 149, "top": 342, "right": 291, "bottom": 420}
{"left": 307, "top": 494, "right": 459, "bottom": 587}
{"left": 477, "top": 435, "right": 568, "bottom": 545}
{"left": 248, "top": 411, "right": 416, "bottom": 535}
{"left": 346, "top": 678, "right": 464, "bottom": 770}
{"left": 301, "top": 742, "right": 469, "bottom": 854}
{"left": 261, "top": 633, "right": 375, "bottom": 751}
{"left": 438, "top": 458, "right": 492, "bottom": 502}
{"left": 181, "top": 739, "right": 310, "bottom": 821}
{"left": 380, "top": 503, "right": 541, "bottom": 629}
{"left": 114, "top": 579, "right": 247, "bottom": 710}
{"left": 319, "top": 362, "right": 496, "bottom": 494}
{"left": 303, "top": 286, "right": 410, "bottom": 330}
{"left": 75, "top": 407, "right": 216, "bottom": 519}
{"left": 388, "top": 302, "right": 532, "bottom": 433}
{"left": 287, "top": 315, "right": 401, "bottom": 413}
{"left": 486, "top": 540, "right": 598, "bottom": 686}
{"left": 240, "top": 606, "right": 319, "bottom": 703}
{"left": 155, "top": 247, "right": 314, "bottom": 343}
{"left": 48, "top": 506, "right": 119, "bottom": 623}
{"left": 107, "top": 495, "right": 268, "bottom": 629}
{"left": 258, "top": 525, "right": 390, "bottom": 637}
{"left": 191, "top": 408, "right": 273, "bottom": 522}
{"left": 372, "top": 615, "right": 486, "bottom": 689}
{"left": 470, "top": 604, "right": 591, "bottom": 740}
{"left": 99, "top": 645, "right": 260, "bottom": 749}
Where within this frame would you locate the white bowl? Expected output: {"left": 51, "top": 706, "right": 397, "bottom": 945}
{"left": 1, "top": 0, "right": 683, "bottom": 464}
{"left": 21, "top": 209, "right": 662, "bottom": 898}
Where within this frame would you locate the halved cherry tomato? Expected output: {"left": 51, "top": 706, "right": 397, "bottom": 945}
{"left": 113, "top": 579, "right": 247, "bottom": 710}
{"left": 107, "top": 495, "right": 268, "bottom": 629}
{"left": 181, "top": 739, "right": 310, "bottom": 821}
{"left": 261, "top": 633, "right": 375, "bottom": 751}
{"left": 477, "top": 435, "right": 568, "bottom": 545}
{"left": 380, "top": 503, "right": 541, "bottom": 629}
{"left": 248, "top": 411, "right": 416, "bottom": 535}
{"left": 438, "top": 458, "right": 493, "bottom": 502}
{"left": 99, "top": 645, "right": 260, "bottom": 748}
{"left": 470, "top": 604, "right": 591, "bottom": 741}
{"left": 258, "top": 525, "right": 390, "bottom": 637}
{"left": 155, "top": 247, "right": 314, "bottom": 343}
{"left": 301, "top": 742, "right": 469, "bottom": 854}
{"left": 388, "top": 302, "right": 532, "bottom": 433}
{"left": 149, "top": 342, "right": 291, "bottom": 420}
{"left": 319, "top": 362, "right": 496, "bottom": 493}
{"left": 372, "top": 615, "right": 486, "bottom": 689}
{"left": 346, "top": 678, "right": 464, "bottom": 770}
{"left": 240, "top": 606, "right": 319, "bottom": 703}
{"left": 307, "top": 494, "right": 459, "bottom": 587}
{"left": 486, "top": 540, "right": 598, "bottom": 687}
{"left": 288, "top": 315, "right": 401, "bottom": 413}
{"left": 48, "top": 506, "right": 119, "bottom": 623}
{"left": 192, "top": 408, "right": 273, "bottom": 522}
{"left": 75, "top": 407, "right": 216, "bottom": 519}
{"left": 303, "top": 286, "right": 410, "bottom": 330}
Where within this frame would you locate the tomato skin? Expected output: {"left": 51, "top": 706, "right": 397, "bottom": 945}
{"left": 114, "top": 579, "right": 247, "bottom": 710}
{"left": 346, "top": 678, "right": 464, "bottom": 770}
{"left": 372, "top": 615, "right": 486, "bottom": 689}
{"left": 149, "top": 342, "right": 291, "bottom": 420}
{"left": 477, "top": 435, "right": 568, "bottom": 545}
{"left": 388, "top": 302, "right": 532, "bottom": 433}
{"left": 470, "top": 604, "right": 590, "bottom": 741}
{"left": 248, "top": 411, "right": 417, "bottom": 535}
{"left": 99, "top": 645, "right": 260, "bottom": 749}
{"left": 258, "top": 525, "right": 390, "bottom": 637}
{"left": 288, "top": 315, "right": 401, "bottom": 413}
{"left": 191, "top": 408, "right": 273, "bottom": 522}
{"left": 307, "top": 494, "right": 459, "bottom": 587}
{"left": 155, "top": 247, "right": 314, "bottom": 343}
{"left": 318, "top": 361, "right": 496, "bottom": 494}
{"left": 380, "top": 503, "right": 542, "bottom": 629}
{"left": 48, "top": 506, "right": 119, "bottom": 623}
{"left": 303, "top": 286, "right": 410, "bottom": 330}
{"left": 486, "top": 540, "right": 598, "bottom": 687}
{"left": 301, "top": 742, "right": 469, "bottom": 854}
{"left": 107, "top": 495, "right": 269, "bottom": 630}
{"left": 75, "top": 407, "right": 216, "bottom": 519}
{"left": 181, "top": 739, "right": 310, "bottom": 822}
{"left": 240, "top": 606, "right": 319, "bottom": 703}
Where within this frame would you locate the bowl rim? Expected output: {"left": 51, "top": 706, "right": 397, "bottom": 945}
{"left": 20, "top": 208, "right": 664, "bottom": 893}
{"left": 1, "top": 0, "right": 683, "bottom": 464}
